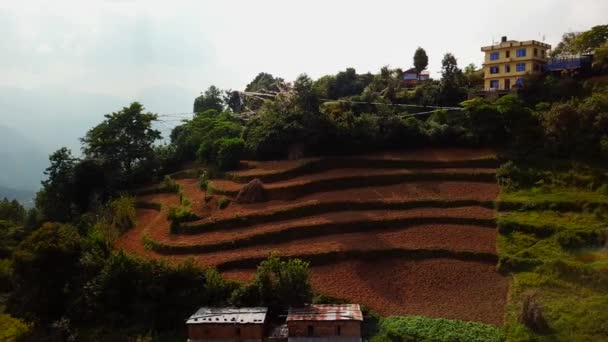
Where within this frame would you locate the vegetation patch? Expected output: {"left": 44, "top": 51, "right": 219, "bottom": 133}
{"left": 372, "top": 315, "right": 504, "bottom": 342}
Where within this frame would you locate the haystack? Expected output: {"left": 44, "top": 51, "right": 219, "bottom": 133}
{"left": 235, "top": 178, "right": 266, "bottom": 204}
{"left": 520, "top": 293, "right": 550, "bottom": 333}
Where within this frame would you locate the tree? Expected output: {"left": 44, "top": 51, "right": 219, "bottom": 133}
{"left": 81, "top": 102, "right": 161, "bottom": 185}
{"left": 223, "top": 89, "right": 243, "bottom": 113}
{"left": 9, "top": 223, "right": 83, "bottom": 324}
{"left": 253, "top": 254, "right": 312, "bottom": 311}
{"left": 35, "top": 148, "right": 77, "bottom": 222}
{"left": 439, "top": 53, "right": 465, "bottom": 106}
{"left": 193, "top": 85, "right": 224, "bottom": 113}
{"left": 245, "top": 72, "right": 284, "bottom": 92}
{"left": 551, "top": 25, "right": 608, "bottom": 57}
{"left": 293, "top": 74, "right": 319, "bottom": 112}
{"left": 463, "top": 63, "right": 484, "bottom": 89}
{"left": 413, "top": 47, "right": 429, "bottom": 78}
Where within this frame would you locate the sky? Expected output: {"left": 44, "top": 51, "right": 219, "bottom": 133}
{"left": 1, "top": 0, "right": 607, "bottom": 98}
{"left": 0, "top": 0, "right": 607, "bottom": 192}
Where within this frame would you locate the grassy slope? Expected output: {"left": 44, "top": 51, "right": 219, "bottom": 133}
{"left": 497, "top": 187, "right": 608, "bottom": 341}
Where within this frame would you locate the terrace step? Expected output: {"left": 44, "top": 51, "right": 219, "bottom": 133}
{"left": 210, "top": 168, "right": 497, "bottom": 199}
{"left": 148, "top": 206, "right": 495, "bottom": 253}
{"left": 212, "top": 247, "right": 499, "bottom": 272}
{"left": 146, "top": 224, "right": 498, "bottom": 264}
{"left": 178, "top": 199, "right": 495, "bottom": 234}
{"left": 229, "top": 150, "right": 498, "bottom": 183}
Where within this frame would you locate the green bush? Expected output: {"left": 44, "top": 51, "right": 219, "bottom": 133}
{"left": 109, "top": 195, "right": 136, "bottom": 232}
{"left": 0, "top": 314, "right": 32, "bottom": 341}
{"left": 167, "top": 206, "right": 197, "bottom": 223}
{"left": 0, "top": 258, "right": 12, "bottom": 292}
{"left": 216, "top": 138, "right": 245, "bottom": 171}
{"left": 218, "top": 197, "right": 231, "bottom": 210}
{"left": 198, "top": 173, "right": 209, "bottom": 190}
{"left": 162, "top": 175, "right": 180, "bottom": 193}
{"left": 372, "top": 316, "right": 504, "bottom": 342}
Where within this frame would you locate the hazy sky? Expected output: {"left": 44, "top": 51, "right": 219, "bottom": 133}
{"left": 2, "top": 0, "right": 607, "bottom": 99}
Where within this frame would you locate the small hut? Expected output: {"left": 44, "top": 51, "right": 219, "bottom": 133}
{"left": 286, "top": 304, "right": 363, "bottom": 342}
{"left": 186, "top": 307, "right": 268, "bottom": 342}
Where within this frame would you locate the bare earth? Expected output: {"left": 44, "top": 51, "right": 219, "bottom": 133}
{"left": 116, "top": 148, "right": 508, "bottom": 325}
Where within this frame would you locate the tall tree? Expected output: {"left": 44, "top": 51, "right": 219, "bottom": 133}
{"left": 193, "top": 85, "right": 224, "bottom": 113}
{"left": 439, "top": 53, "right": 465, "bottom": 106}
{"left": 413, "top": 47, "right": 429, "bottom": 78}
{"left": 35, "top": 148, "right": 77, "bottom": 222}
{"left": 81, "top": 102, "right": 161, "bottom": 184}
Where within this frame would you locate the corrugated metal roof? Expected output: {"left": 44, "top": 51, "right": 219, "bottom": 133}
{"left": 186, "top": 307, "right": 268, "bottom": 325}
{"left": 287, "top": 304, "right": 363, "bottom": 322}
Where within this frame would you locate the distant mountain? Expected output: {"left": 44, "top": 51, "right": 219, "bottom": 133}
{"left": 0, "top": 184, "right": 35, "bottom": 205}
{"left": 0, "top": 85, "right": 196, "bottom": 196}
{"left": 0, "top": 125, "right": 47, "bottom": 192}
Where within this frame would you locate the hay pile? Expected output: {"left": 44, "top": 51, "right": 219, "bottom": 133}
{"left": 235, "top": 178, "right": 266, "bottom": 204}
{"left": 520, "top": 293, "right": 550, "bottom": 333}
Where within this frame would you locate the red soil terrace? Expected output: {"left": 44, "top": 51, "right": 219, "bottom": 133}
{"left": 116, "top": 148, "right": 509, "bottom": 325}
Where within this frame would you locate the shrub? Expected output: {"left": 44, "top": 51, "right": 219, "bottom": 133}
{"left": 109, "top": 195, "right": 136, "bottom": 232}
{"left": 235, "top": 178, "right": 266, "bottom": 204}
{"left": 198, "top": 173, "right": 209, "bottom": 190}
{"left": 218, "top": 197, "right": 231, "bottom": 210}
{"left": 0, "top": 258, "right": 12, "bottom": 292}
{"left": 167, "top": 206, "right": 197, "bottom": 223}
{"left": 372, "top": 316, "right": 504, "bottom": 342}
{"left": 0, "top": 314, "right": 32, "bottom": 341}
{"left": 216, "top": 138, "right": 245, "bottom": 171}
{"left": 162, "top": 176, "right": 180, "bottom": 193}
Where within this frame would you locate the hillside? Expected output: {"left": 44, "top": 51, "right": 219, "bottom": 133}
{"left": 117, "top": 147, "right": 509, "bottom": 325}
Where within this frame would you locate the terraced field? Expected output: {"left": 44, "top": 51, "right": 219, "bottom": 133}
{"left": 117, "top": 148, "right": 509, "bottom": 325}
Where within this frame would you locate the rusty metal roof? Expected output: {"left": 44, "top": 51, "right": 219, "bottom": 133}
{"left": 287, "top": 304, "right": 363, "bottom": 322}
{"left": 186, "top": 307, "right": 268, "bottom": 325}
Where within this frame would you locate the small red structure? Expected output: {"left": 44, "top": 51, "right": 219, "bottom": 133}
{"left": 286, "top": 304, "right": 364, "bottom": 342}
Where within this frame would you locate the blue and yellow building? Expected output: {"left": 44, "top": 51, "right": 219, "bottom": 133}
{"left": 481, "top": 36, "right": 551, "bottom": 91}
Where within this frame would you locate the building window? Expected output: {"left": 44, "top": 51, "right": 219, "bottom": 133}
{"left": 516, "top": 48, "right": 527, "bottom": 57}
{"left": 516, "top": 78, "right": 524, "bottom": 87}
{"left": 516, "top": 63, "right": 526, "bottom": 72}
{"left": 336, "top": 326, "right": 342, "bottom": 336}
{"left": 505, "top": 79, "right": 511, "bottom": 90}
{"left": 490, "top": 66, "right": 499, "bottom": 74}
{"left": 534, "top": 48, "right": 538, "bottom": 57}
{"left": 308, "top": 326, "right": 314, "bottom": 337}
{"left": 541, "top": 50, "right": 545, "bottom": 58}
{"left": 490, "top": 80, "right": 499, "bottom": 89}
{"left": 505, "top": 65, "right": 511, "bottom": 73}
{"left": 490, "top": 52, "right": 499, "bottom": 60}
{"left": 506, "top": 50, "right": 510, "bottom": 58}
{"left": 236, "top": 328, "right": 241, "bottom": 336}
{"left": 534, "top": 64, "right": 540, "bottom": 72}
